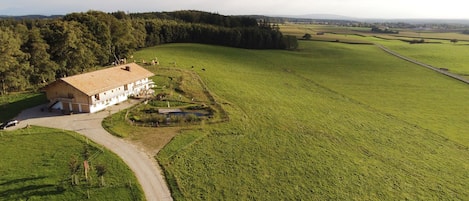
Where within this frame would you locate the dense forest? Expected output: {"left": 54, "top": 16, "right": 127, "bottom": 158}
{"left": 0, "top": 10, "right": 297, "bottom": 94}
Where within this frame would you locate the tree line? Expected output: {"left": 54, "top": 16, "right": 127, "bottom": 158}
{"left": 0, "top": 10, "right": 297, "bottom": 94}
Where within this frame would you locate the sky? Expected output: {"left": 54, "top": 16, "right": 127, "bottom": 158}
{"left": 1, "top": 0, "right": 468, "bottom": 19}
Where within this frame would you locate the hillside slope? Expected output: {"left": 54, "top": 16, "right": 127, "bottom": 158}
{"left": 135, "top": 42, "right": 469, "bottom": 200}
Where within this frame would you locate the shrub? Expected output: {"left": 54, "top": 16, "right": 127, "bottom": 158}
{"left": 185, "top": 113, "right": 199, "bottom": 123}
{"left": 169, "top": 115, "right": 184, "bottom": 124}
{"left": 130, "top": 115, "right": 141, "bottom": 122}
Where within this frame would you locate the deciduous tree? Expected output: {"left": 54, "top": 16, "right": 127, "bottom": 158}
{"left": 0, "top": 27, "right": 30, "bottom": 94}
{"left": 302, "top": 33, "right": 312, "bottom": 40}
{"left": 24, "top": 27, "right": 59, "bottom": 86}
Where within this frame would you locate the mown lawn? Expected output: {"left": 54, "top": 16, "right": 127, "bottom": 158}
{"left": 0, "top": 126, "right": 144, "bottom": 201}
{"left": 132, "top": 42, "right": 469, "bottom": 200}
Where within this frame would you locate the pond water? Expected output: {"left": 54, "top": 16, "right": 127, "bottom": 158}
{"left": 169, "top": 111, "right": 207, "bottom": 117}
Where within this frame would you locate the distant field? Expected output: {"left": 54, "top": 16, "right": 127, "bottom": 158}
{"left": 281, "top": 24, "right": 469, "bottom": 78}
{"left": 280, "top": 24, "right": 371, "bottom": 44}
{"left": 371, "top": 38, "right": 469, "bottom": 77}
{"left": 0, "top": 126, "right": 143, "bottom": 200}
{"left": 131, "top": 42, "right": 469, "bottom": 200}
{"left": 398, "top": 31, "right": 469, "bottom": 41}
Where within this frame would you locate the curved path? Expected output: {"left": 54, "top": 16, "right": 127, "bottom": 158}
{"left": 14, "top": 101, "right": 172, "bottom": 201}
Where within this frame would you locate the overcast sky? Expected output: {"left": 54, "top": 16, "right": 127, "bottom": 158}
{"left": 1, "top": 0, "right": 467, "bottom": 19}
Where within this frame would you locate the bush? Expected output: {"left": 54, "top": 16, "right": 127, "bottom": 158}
{"left": 409, "top": 39, "right": 425, "bottom": 44}
{"left": 185, "top": 113, "right": 199, "bottom": 123}
{"left": 169, "top": 115, "right": 184, "bottom": 124}
{"left": 130, "top": 115, "right": 141, "bottom": 122}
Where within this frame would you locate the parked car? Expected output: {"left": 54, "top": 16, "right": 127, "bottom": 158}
{"left": 0, "top": 120, "right": 19, "bottom": 130}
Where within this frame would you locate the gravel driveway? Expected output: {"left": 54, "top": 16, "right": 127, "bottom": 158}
{"left": 14, "top": 100, "right": 173, "bottom": 201}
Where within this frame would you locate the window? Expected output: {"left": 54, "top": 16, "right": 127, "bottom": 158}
{"left": 124, "top": 84, "right": 128, "bottom": 91}
{"left": 94, "top": 94, "right": 100, "bottom": 100}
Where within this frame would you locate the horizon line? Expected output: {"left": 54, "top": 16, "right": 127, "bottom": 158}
{"left": 2, "top": 10, "right": 469, "bottom": 22}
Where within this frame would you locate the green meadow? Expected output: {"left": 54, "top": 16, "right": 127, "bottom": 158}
{"left": 283, "top": 24, "right": 469, "bottom": 78}
{"left": 0, "top": 126, "right": 143, "bottom": 201}
{"left": 371, "top": 37, "right": 469, "bottom": 77}
{"left": 130, "top": 41, "right": 469, "bottom": 200}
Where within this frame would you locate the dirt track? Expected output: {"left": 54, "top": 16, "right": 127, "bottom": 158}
{"left": 14, "top": 100, "right": 172, "bottom": 201}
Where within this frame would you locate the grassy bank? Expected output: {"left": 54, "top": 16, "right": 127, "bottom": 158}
{"left": 0, "top": 126, "right": 144, "bottom": 200}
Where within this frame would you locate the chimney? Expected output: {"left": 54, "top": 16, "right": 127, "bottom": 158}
{"left": 125, "top": 66, "right": 131, "bottom": 71}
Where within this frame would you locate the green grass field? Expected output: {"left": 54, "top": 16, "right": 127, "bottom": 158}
{"left": 0, "top": 126, "right": 144, "bottom": 201}
{"left": 1, "top": 24, "right": 467, "bottom": 200}
{"left": 371, "top": 38, "right": 469, "bottom": 77}
{"left": 281, "top": 24, "right": 469, "bottom": 78}
{"left": 129, "top": 41, "right": 469, "bottom": 200}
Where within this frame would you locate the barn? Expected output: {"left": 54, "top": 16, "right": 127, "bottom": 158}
{"left": 45, "top": 63, "right": 154, "bottom": 113}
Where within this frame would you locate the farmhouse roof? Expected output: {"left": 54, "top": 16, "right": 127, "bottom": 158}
{"left": 58, "top": 63, "right": 154, "bottom": 96}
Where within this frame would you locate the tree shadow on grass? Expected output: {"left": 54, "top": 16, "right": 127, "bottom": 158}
{"left": 0, "top": 93, "right": 47, "bottom": 122}
{"left": 0, "top": 183, "right": 65, "bottom": 199}
{"left": 0, "top": 176, "right": 47, "bottom": 186}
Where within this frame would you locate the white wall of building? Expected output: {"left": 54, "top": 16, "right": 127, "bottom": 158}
{"left": 89, "top": 78, "right": 153, "bottom": 113}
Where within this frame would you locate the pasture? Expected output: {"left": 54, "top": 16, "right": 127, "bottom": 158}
{"left": 371, "top": 38, "right": 469, "bottom": 78}
{"left": 283, "top": 24, "right": 469, "bottom": 78}
{"left": 127, "top": 41, "right": 469, "bottom": 200}
{"left": 0, "top": 126, "right": 144, "bottom": 200}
